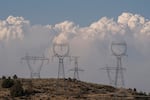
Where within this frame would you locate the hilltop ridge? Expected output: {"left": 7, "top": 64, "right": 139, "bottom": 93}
{"left": 0, "top": 78, "right": 147, "bottom": 100}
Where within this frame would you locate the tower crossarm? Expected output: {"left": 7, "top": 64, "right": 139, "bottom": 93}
{"left": 21, "top": 54, "right": 49, "bottom": 78}
{"left": 69, "top": 67, "right": 84, "bottom": 72}
{"left": 101, "top": 67, "right": 126, "bottom": 70}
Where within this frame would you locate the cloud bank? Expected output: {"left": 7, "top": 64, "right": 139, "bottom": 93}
{"left": 0, "top": 12, "right": 150, "bottom": 92}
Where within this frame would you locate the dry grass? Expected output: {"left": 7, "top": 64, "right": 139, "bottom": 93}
{"left": 0, "top": 78, "right": 135, "bottom": 100}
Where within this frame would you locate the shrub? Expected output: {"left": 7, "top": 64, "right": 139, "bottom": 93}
{"left": 10, "top": 80, "right": 24, "bottom": 97}
{"left": 1, "top": 78, "right": 14, "bottom": 88}
{"left": 133, "top": 88, "right": 137, "bottom": 92}
{"left": 2, "top": 76, "right": 6, "bottom": 80}
{"left": 13, "top": 74, "right": 18, "bottom": 80}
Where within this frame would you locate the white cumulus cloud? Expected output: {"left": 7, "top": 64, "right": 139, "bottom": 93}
{"left": 0, "top": 16, "right": 29, "bottom": 41}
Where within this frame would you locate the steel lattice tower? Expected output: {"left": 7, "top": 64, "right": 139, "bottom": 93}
{"left": 69, "top": 56, "right": 84, "bottom": 80}
{"left": 21, "top": 53, "right": 49, "bottom": 78}
{"left": 53, "top": 42, "right": 70, "bottom": 79}
{"left": 52, "top": 42, "right": 70, "bottom": 94}
{"left": 111, "top": 41, "right": 127, "bottom": 88}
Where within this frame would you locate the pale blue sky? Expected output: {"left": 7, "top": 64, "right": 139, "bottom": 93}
{"left": 0, "top": 0, "right": 149, "bottom": 26}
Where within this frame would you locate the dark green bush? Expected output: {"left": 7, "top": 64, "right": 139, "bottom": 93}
{"left": 1, "top": 78, "right": 14, "bottom": 88}
{"left": 10, "top": 80, "right": 24, "bottom": 97}
{"left": 2, "top": 76, "right": 6, "bottom": 80}
{"left": 13, "top": 74, "right": 18, "bottom": 80}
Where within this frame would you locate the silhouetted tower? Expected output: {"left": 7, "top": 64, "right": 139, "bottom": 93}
{"left": 21, "top": 53, "right": 49, "bottom": 78}
{"left": 69, "top": 56, "right": 84, "bottom": 80}
{"left": 52, "top": 42, "right": 70, "bottom": 94}
{"left": 111, "top": 41, "right": 127, "bottom": 88}
{"left": 53, "top": 42, "right": 70, "bottom": 79}
{"left": 101, "top": 65, "right": 126, "bottom": 86}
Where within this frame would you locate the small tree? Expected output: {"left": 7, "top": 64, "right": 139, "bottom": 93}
{"left": 2, "top": 76, "right": 6, "bottom": 80}
{"left": 133, "top": 88, "right": 137, "bottom": 92}
{"left": 10, "top": 80, "right": 24, "bottom": 97}
{"left": 13, "top": 74, "right": 18, "bottom": 80}
{"left": 8, "top": 76, "right": 11, "bottom": 80}
{"left": 1, "top": 77, "right": 14, "bottom": 88}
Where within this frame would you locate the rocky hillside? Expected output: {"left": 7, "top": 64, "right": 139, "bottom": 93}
{"left": 0, "top": 78, "right": 146, "bottom": 100}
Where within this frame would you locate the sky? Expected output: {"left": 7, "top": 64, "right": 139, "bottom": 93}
{"left": 0, "top": 0, "right": 150, "bottom": 92}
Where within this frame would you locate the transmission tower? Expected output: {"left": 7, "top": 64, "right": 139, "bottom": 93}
{"left": 53, "top": 42, "right": 70, "bottom": 79}
{"left": 111, "top": 41, "right": 127, "bottom": 88}
{"left": 52, "top": 42, "right": 70, "bottom": 94}
{"left": 101, "top": 65, "right": 126, "bottom": 86}
{"left": 69, "top": 56, "right": 84, "bottom": 80}
{"left": 21, "top": 53, "right": 49, "bottom": 78}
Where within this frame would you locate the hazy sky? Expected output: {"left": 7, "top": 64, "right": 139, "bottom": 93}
{"left": 0, "top": 1, "right": 150, "bottom": 92}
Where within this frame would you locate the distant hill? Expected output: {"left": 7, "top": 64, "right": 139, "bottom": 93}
{"left": 0, "top": 78, "right": 149, "bottom": 100}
